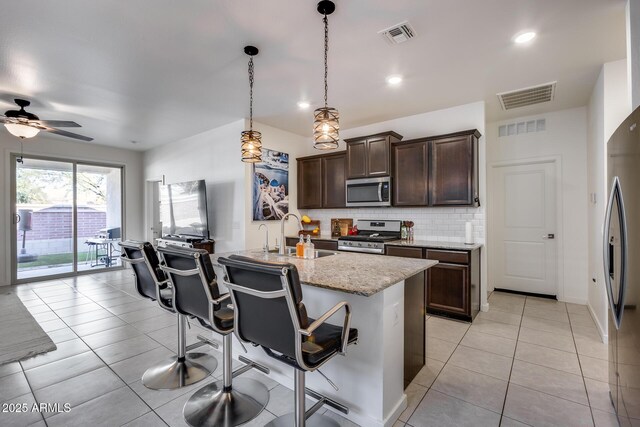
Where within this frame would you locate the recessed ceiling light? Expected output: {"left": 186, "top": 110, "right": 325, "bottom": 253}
{"left": 514, "top": 31, "right": 536, "bottom": 44}
{"left": 386, "top": 75, "right": 403, "bottom": 85}
{"left": 297, "top": 101, "right": 310, "bottom": 109}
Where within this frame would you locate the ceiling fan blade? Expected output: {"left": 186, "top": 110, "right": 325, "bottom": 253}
{"left": 33, "top": 120, "right": 81, "bottom": 128}
{"left": 42, "top": 127, "right": 94, "bottom": 142}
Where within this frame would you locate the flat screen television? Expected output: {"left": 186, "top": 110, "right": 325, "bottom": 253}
{"left": 159, "top": 179, "right": 209, "bottom": 238}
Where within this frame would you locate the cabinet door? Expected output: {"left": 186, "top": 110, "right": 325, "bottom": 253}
{"left": 346, "top": 140, "right": 368, "bottom": 179}
{"left": 297, "top": 158, "right": 323, "bottom": 209}
{"left": 367, "top": 137, "right": 390, "bottom": 177}
{"left": 393, "top": 142, "right": 428, "bottom": 206}
{"left": 386, "top": 245, "right": 424, "bottom": 258}
{"left": 427, "top": 263, "right": 469, "bottom": 316}
{"left": 313, "top": 240, "right": 338, "bottom": 251}
{"left": 322, "top": 154, "right": 346, "bottom": 208}
{"left": 429, "top": 135, "right": 474, "bottom": 206}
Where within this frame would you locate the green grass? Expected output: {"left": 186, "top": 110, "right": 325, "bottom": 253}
{"left": 18, "top": 252, "right": 91, "bottom": 269}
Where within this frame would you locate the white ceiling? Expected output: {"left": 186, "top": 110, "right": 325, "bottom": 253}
{"left": 0, "top": 0, "right": 627, "bottom": 150}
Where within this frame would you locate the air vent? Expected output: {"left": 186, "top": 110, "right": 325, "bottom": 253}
{"left": 497, "top": 82, "right": 556, "bottom": 110}
{"left": 379, "top": 21, "right": 416, "bottom": 45}
{"left": 499, "top": 118, "right": 546, "bottom": 137}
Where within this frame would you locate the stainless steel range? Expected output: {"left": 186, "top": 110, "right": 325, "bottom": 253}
{"left": 337, "top": 219, "right": 401, "bottom": 254}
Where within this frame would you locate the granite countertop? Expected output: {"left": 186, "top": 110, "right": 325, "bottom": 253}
{"left": 385, "top": 240, "right": 483, "bottom": 251}
{"left": 210, "top": 249, "right": 437, "bottom": 297}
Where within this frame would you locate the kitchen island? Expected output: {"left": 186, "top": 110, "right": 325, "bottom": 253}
{"left": 210, "top": 249, "right": 436, "bottom": 427}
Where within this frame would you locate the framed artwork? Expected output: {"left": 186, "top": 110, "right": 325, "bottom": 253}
{"left": 252, "top": 148, "right": 289, "bottom": 221}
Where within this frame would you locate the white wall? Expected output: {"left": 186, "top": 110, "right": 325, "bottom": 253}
{"left": 487, "top": 107, "right": 589, "bottom": 304}
{"left": 587, "top": 59, "right": 630, "bottom": 340}
{"left": 143, "top": 120, "right": 247, "bottom": 253}
{"left": 244, "top": 122, "right": 310, "bottom": 251}
{"left": 627, "top": 0, "right": 640, "bottom": 110}
{"left": 1, "top": 133, "right": 144, "bottom": 286}
{"left": 301, "top": 101, "right": 489, "bottom": 309}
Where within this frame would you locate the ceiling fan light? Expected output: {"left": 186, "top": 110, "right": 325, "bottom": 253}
{"left": 4, "top": 123, "right": 39, "bottom": 139}
{"left": 313, "top": 107, "right": 339, "bottom": 149}
{"left": 241, "top": 130, "right": 263, "bottom": 163}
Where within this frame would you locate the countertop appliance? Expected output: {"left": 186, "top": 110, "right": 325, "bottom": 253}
{"left": 338, "top": 219, "right": 401, "bottom": 254}
{"left": 604, "top": 105, "right": 640, "bottom": 424}
{"left": 346, "top": 176, "right": 391, "bottom": 207}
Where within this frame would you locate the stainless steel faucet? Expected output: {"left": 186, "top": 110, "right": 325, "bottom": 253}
{"left": 279, "top": 213, "right": 303, "bottom": 255}
{"left": 258, "top": 224, "right": 269, "bottom": 252}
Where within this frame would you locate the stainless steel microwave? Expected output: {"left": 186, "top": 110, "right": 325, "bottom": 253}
{"left": 345, "top": 177, "right": 392, "bottom": 207}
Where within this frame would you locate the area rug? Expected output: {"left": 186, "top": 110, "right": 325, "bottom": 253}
{"left": 0, "top": 290, "right": 57, "bottom": 365}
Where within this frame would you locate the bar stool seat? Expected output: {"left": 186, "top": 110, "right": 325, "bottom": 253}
{"left": 218, "top": 255, "right": 358, "bottom": 427}
{"left": 119, "top": 241, "right": 218, "bottom": 390}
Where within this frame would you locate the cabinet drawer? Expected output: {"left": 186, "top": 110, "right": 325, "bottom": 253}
{"left": 314, "top": 240, "right": 338, "bottom": 251}
{"left": 386, "top": 246, "right": 424, "bottom": 259}
{"left": 426, "top": 249, "right": 469, "bottom": 264}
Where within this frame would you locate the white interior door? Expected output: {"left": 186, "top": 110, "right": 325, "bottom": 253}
{"left": 146, "top": 180, "right": 162, "bottom": 243}
{"left": 493, "top": 161, "right": 558, "bottom": 296}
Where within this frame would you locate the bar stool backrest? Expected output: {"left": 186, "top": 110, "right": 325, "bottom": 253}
{"left": 158, "top": 246, "right": 220, "bottom": 324}
{"left": 120, "top": 241, "right": 164, "bottom": 301}
{"left": 219, "top": 255, "right": 310, "bottom": 363}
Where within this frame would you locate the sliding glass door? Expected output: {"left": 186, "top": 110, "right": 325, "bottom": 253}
{"left": 11, "top": 155, "right": 124, "bottom": 283}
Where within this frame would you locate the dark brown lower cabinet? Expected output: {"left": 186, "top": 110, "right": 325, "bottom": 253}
{"left": 385, "top": 245, "right": 425, "bottom": 388}
{"left": 284, "top": 237, "right": 338, "bottom": 251}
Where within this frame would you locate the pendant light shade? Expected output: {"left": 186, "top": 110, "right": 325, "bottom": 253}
{"left": 241, "top": 45, "right": 262, "bottom": 163}
{"left": 313, "top": 0, "right": 339, "bottom": 150}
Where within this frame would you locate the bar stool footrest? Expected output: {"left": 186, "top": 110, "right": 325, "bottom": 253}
{"left": 234, "top": 355, "right": 270, "bottom": 377}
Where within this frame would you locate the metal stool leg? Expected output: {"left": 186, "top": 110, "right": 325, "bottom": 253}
{"left": 183, "top": 333, "right": 269, "bottom": 427}
{"left": 142, "top": 314, "right": 218, "bottom": 390}
{"left": 266, "top": 370, "right": 340, "bottom": 427}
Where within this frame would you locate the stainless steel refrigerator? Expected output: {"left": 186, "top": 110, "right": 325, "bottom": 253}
{"left": 605, "top": 105, "right": 640, "bottom": 424}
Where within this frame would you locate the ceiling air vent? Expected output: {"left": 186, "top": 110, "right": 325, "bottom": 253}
{"left": 379, "top": 21, "right": 416, "bottom": 45}
{"left": 497, "top": 81, "right": 556, "bottom": 110}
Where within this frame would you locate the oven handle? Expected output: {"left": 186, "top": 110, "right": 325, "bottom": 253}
{"left": 337, "top": 245, "right": 384, "bottom": 255}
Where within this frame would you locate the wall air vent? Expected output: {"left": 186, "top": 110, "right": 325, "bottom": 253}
{"left": 497, "top": 81, "right": 556, "bottom": 110}
{"left": 379, "top": 21, "right": 416, "bottom": 45}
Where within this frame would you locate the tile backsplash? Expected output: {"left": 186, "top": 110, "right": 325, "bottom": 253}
{"left": 300, "top": 206, "right": 485, "bottom": 243}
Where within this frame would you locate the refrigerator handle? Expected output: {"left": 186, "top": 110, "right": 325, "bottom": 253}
{"left": 617, "top": 178, "right": 628, "bottom": 328}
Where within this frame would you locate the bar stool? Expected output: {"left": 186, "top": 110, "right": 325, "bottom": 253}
{"left": 119, "top": 241, "right": 218, "bottom": 390}
{"left": 218, "top": 255, "right": 358, "bottom": 427}
{"left": 157, "top": 245, "right": 270, "bottom": 427}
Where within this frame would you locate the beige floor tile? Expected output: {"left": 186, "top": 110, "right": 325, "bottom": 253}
{"left": 523, "top": 305, "right": 570, "bottom": 323}
{"left": 580, "top": 354, "right": 610, "bottom": 382}
{"left": 448, "top": 345, "right": 513, "bottom": 381}
{"left": 592, "top": 408, "right": 633, "bottom": 427}
{"left": 504, "top": 384, "right": 593, "bottom": 427}
{"left": 584, "top": 378, "right": 616, "bottom": 414}
{"left": 408, "top": 389, "right": 501, "bottom": 427}
{"left": 426, "top": 317, "right": 470, "bottom": 344}
{"left": 525, "top": 297, "right": 567, "bottom": 312}
{"left": 515, "top": 341, "right": 581, "bottom": 375}
{"left": 566, "top": 303, "right": 590, "bottom": 314}
{"left": 518, "top": 326, "right": 576, "bottom": 353}
{"left": 520, "top": 315, "right": 572, "bottom": 336}
{"left": 460, "top": 330, "right": 516, "bottom": 357}
{"left": 469, "top": 318, "right": 519, "bottom": 340}
{"left": 499, "top": 416, "right": 530, "bottom": 426}
{"left": 411, "top": 358, "right": 444, "bottom": 388}
{"left": 572, "top": 323, "right": 602, "bottom": 340}
{"left": 432, "top": 364, "right": 508, "bottom": 412}
{"left": 510, "top": 359, "right": 588, "bottom": 405}
{"left": 425, "top": 336, "right": 457, "bottom": 362}
{"left": 398, "top": 382, "right": 428, "bottom": 422}
{"left": 574, "top": 335, "right": 608, "bottom": 360}
{"left": 477, "top": 310, "right": 522, "bottom": 326}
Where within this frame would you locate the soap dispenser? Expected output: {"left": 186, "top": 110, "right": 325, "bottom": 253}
{"left": 304, "top": 235, "right": 315, "bottom": 259}
{"left": 296, "top": 235, "right": 305, "bottom": 257}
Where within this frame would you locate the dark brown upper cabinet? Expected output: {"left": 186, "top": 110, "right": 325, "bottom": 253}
{"left": 392, "top": 140, "right": 429, "bottom": 206}
{"left": 428, "top": 130, "right": 480, "bottom": 206}
{"left": 296, "top": 152, "right": 346, "bottom": 209}
{"left": 345, "top": 131, "right": 403, "bottom": 179}
{"left": 297, "top": 156, "right": 323, "bottom": 209}
{"left": 322, "top": 153, "right": 346, "bottom": 208}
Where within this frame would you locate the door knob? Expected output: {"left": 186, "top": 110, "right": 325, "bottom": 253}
{"left": 542, "top": 234, "right": 555, "bottom": 239}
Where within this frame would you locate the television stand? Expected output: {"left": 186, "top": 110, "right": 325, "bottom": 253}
{"left": 157, "top": 237, "right": 215, "bottom": 254}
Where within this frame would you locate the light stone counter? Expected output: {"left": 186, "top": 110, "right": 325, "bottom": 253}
{"left": 386, "top": 239, "right": 483, "bottom": 251}
{"left": 210, "top": 248, "right": 436, "bottom": 297}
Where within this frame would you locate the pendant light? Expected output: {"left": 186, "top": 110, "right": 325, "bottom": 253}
{"left": 313, "top": 0, "right": 339, "bottom": 150}
{"left": 241, "top": 46, "right": 262, "bottom": 163}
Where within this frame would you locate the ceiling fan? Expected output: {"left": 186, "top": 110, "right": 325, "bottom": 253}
{"left": 0, "top": 99, "right": 93, "bottom": 141}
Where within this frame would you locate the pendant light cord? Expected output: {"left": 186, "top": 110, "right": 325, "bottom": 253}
{"left": 323, "top": 14, "right": 329, "bottom": 108}
{"left": 248, "top": 56, "right": 254, "bottom": 130}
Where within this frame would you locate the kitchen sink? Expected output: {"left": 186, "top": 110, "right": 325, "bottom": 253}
{"left": 266, "top": 247, "right": 339, "bottom": 258}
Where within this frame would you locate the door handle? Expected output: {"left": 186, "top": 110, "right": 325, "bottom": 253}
{"left": 542, "top": 234, "right": 555, "bottom": 239}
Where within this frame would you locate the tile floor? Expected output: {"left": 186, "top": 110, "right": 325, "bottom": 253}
{"left": 1, "top": 271, "right": 614, "bottom": 427}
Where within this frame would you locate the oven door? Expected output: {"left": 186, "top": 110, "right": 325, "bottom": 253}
{"left": 345, "top": 177, "right": 391, "bottom": 207}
